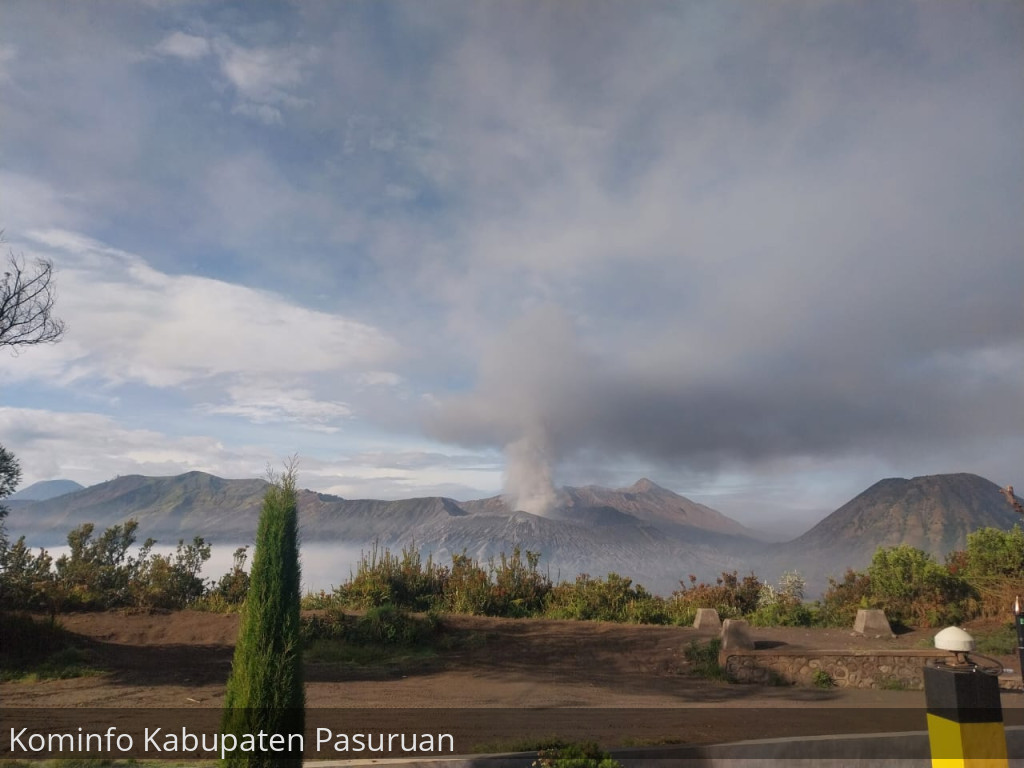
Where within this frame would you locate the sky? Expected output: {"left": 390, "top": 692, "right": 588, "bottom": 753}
{"left": 0, "top": 1, "right": 1022, "bottom": 536}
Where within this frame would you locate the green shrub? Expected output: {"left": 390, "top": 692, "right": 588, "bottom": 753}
{"left": 441, "top": 553, "right": 493, "bottom": 614}
{"left": 0, "top": 612, "right": 72, "bottom": 663}
{"left": 974, "top": 623, "right": 1016, "bottom": 656}
{"left": 301, "top": 605, "right": 441, "bottom": 648}
{"left": 683, "top": 638, "right": 727, "bottom": 680}
{"left": 868, "top": 545, "right": 975, "bottom": 627}
{"left": 670, "top": 572, "right": 762, "bottom": 622}
{"left": 533, "top": 741, "right": 622, "bottom": 768}
{"left": 957, "top": 527, "right": 1024, "bottom": 618}
{"left": 820, "top": 568, "right": 872, "bottom": 627}
{"left": 215, "top": 546, "right": 250, "bottom": 606}
{"left": 812, "top": 669, "right": 833, "bottom": 688}
{"left": 748, "top": 572, "right": 814, "bottom": 627}
{"left": 335, "top": 543, "right": 444, "bottom": 611}
{"left": 543, "top": 573, "right": 667, "bottom": 623}
{"left": 488, "top": 548, "right": 552, "bottom": 617}
{"left": 0, "top": 613, "right": 101, "bottom": 682}
{"left": 221, "top": 464, "right": 304, "bottom": 767}
{"left": 0, "top": 537, "right": 55, "bottom": 611}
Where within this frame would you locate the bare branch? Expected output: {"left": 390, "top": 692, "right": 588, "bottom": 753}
{"left": 1001, "top": 485, "right": 1024, "bottom": 518}
{"left": 0, "top": 242, "right": 66, "bottom": 349}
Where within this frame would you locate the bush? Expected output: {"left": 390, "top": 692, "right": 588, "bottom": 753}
{"left": 533, "top": 741, "right": 622, "bottom": 768}
{"left": 216, "top": 546, "right": 251, "bottom": 605}
{"left": 543, "top": 573, "right": 668, "bottom": 623}
{"left": 301, "top": 605, "right": 441, "bottom": 648}
{"left": 335, "top": 543, "right": 445, "bottom": 611}
{"left": 959, "top": 527, "right": 1024, "bottom": 618}
{"left": 0, "top": 612, "right": 71, "bottom": 664}
{"left": 442, "top": 553, "right": 493, "bottom": 614}
{"left": 749, "top": 571, "right": 813, "bottom": 627}
{"left": 488, "top": 548, "right": 552, "bottom": 617}
{"left": 868, "top": 545, "right": 975, "bottom": 627}
{"left": 54, "top": 521, "right": 147, "bottom": 610}
{"left": 132, "top": 536, "right": 212, "bottom": 609}
{"left": 683, "top": 638, "right": 727, "bottom": 680}
{"left": 0, "top": 537, "right": 55, "bottom": 611}
{"left": 669, "top": 571, "right": 763, "bottom": 621}
{"left": 820, "top": 568, "right": 872, "bottom": 627}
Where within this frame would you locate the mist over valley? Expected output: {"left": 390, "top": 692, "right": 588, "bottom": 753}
{"left": 7, "top": 470, "right": 1020, "bottom": 596}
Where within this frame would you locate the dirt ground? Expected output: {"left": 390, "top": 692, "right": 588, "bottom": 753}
{"left": 2, "top": 610, "right": 1021, "bottom": 750}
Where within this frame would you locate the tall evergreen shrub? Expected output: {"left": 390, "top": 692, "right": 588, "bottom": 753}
{"left": 221, "top": 464, "right": 304, "bottom": 766}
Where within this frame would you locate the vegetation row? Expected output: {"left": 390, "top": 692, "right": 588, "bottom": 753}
{"left": 1, "top": 521, "right": 1021, "bottom": 629}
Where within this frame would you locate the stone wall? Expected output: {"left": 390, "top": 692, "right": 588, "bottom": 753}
{"left": 720, "top": 649, "right": 946, "bottom": 689}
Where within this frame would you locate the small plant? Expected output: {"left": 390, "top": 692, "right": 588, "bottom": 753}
{"left": 973, "top": 623, "right": 1016, "bottom": 656}
{"left": 683, "top": 638, "right": 728, "bottom": 681}
{"left": 533, "top": 741, "right": 622, "bottom": 768}
{"left": 878, "top": 676, "right": 911, "bottom": 691}
{"left": 811, "top": 669, "right": 833, "bottom": 688}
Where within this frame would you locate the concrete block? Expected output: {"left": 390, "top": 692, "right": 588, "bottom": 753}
{"left": 693, "top": 608, "right": 721, "bottom": 629}
{"left": 720, "top": 618, "right": 754, "bottom": 651}
{"left": 853, "top": 609, "right": 894, "bottom": 637}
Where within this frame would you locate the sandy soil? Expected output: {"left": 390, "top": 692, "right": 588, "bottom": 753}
{"left": 2, "top": 610, "right": 1020, "bottom": 750}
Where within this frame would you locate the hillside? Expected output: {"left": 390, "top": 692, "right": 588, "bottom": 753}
{"left": 766, "top": 473, "right": 1023, "bottom": 590}
{"left": 4, "top": 471, "right": 761, "bottom": 594}
{"left": 7, "top": 479, "right": 84, "bottom": 501}
{"left": 7, "top": 470, "right": 1020, "bottom": 596}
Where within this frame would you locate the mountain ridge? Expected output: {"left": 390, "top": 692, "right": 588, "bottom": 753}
{"left": 5, "top": 470, "right": 1020, "bottom": 596}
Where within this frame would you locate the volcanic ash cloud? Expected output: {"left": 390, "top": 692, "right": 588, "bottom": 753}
{"left": 503, "top": 429, "right": 558, "bottom": 516}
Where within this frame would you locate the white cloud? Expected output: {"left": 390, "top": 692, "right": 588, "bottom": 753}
{"left": 2, "top": 229, "right": 399, "bottom": 390}
{"left": 356, "top": 371, "right": 402, "bottom": 388}
{"left": 0, "top": 405, "right": 502, "bottom": 501}
{"left": 155, "top": 31, "right": 211, "bottom": 61}
{"left": 0, "top": 44, "right": 15, "bottom": 83}
{"left": 230, "top": 102, "right": 283, "bottom": 125}
{"left": 0, "top": 407, "right": 269, "bottom": 487}
{"left": 212, "top": 39, "right": 311, "bottom": 122}
{"left": 200, "top": 383, "right": 352, "bottom": 432}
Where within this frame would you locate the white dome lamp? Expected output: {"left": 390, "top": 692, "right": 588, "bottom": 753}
{"left": 933, "top": 626, "right": 976, "bottom": 669}
{"left": 932, "top": 626, "right": 1003, "bottom": 673}
{"left": 934, "top": 626, "right": 976, "bottom": 654}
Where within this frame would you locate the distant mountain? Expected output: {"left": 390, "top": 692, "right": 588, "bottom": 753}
{"left": 7, "top": 470, "right": 1019, "bottom": 596}
{"left": 563, "top": 478, "right": 769, "bottom": 540}
{"left": 4, "top": 471, "right": 760, "bottom": 594}
{"left": 767, "top": 473, "right": 1023, "bottom": 590}
{"left": 7, "top": 479, "right": 84, "bottom": 501}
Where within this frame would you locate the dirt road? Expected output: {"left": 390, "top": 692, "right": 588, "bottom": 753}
{"left": 2, "top": 611, "right": 1020, "bottom": 749}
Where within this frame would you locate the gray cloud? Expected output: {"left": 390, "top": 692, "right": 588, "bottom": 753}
{"left": 1, "top": 1, "right": 1021, "bottom": 517}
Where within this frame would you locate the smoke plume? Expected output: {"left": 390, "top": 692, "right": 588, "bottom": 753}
{"left": 503, "top": 425, "right": 558, "bottom": 516}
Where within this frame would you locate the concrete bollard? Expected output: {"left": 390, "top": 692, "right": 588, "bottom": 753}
{"left": 693, "top": 608, "right": 721, "bottom": 630}
{"left": 720, "top": 619, "right": 754, "bottom": 652}
{"left": 853, "top": 608, "right": 894, "bottom": 637}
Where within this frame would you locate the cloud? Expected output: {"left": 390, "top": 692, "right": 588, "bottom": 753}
{"left": 297, "top": 449, "right": 501, "bottom": 500}
{"left": 7, "top": 228, "right": 398, "bottom": 390}
{"left": 2, "top": 2, "right": 1022, "bottom": 518}
{"left": 199, "top": 383, "right": 352, "bottom": 432}
{"left": 230, "top": 102, "right": 282, "bottom": 125}
{"left": 0, "top": 44, "right": 15, "bottom": 83}
{"left": 0, "top": 407, "right": 268, "bottom": 487}
{"left": 155, "top": 31, "right": 210, "bottom": 61}
{"left": 212, "top": 38, "right": 311, "bottom": 122}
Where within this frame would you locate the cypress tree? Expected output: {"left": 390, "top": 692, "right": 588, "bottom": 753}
{"left": 221, "top": 463, "right": 304, "bottom": 767}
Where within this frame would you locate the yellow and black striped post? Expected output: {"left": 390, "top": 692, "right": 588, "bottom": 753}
{"left": 924, "top": 664, "right": 1007, "bottom": 767}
